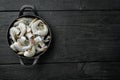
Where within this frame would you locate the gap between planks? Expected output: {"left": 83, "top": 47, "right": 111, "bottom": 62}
{"left": 1, "top": 9, "right": 120, "bottom": 12}
{"left": 0, "top": 61, "right": 120, "bottom": 65}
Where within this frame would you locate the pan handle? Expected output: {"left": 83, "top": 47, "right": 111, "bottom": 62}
{"left": 19, "top": 5, "right": 39, "bottom": 17}
{"left": 19, "top": 55, "right": 40, "bottom": 67}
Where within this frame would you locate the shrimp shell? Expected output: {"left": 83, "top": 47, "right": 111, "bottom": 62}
{"left": 31, "top": 20, "right": 48, "bottom": 36}
{"left": 17, "top": 23, "right": 26, "bottom": 37}
{"left": 24, "top": 46, "right": 36, "bottom": 57}
{"left": 10, "top": 27, "right": 20, "bottom": 42}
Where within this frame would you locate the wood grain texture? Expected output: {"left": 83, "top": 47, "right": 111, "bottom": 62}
{"left": 1, "top": 11, "right": 120, "bottom": 26}
{"left": 0, "top": 12, "right": 120, "bottom": 63}
{"left": 0, "top": 62, "right": 119, "bottom": 80}
{"left": 0, "top": 23, "right": 120, "bottom": 63}
{"left": 0, "top": 0, "right": 120, "bottom": 11}
{"left": 0, "top": 0, "right": 120, "bottom": 79}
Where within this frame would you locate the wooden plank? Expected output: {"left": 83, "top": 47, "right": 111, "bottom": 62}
{"left": 79, "top": 0, "right": 120, "bottom": 11}
{"left": 0, "top": 62, "right": 119, "bottom": 80}
{"left": 0, "top": 0, "right": 81, "bottom": 11}
{"left": 0, "top": 11, "right": 120, "bottom": 63}
{"left": 0, "top": 0, "right": 120, "bottom": 11}
{"left": 1, "top": 11, "right": 120, "bottom": 26}
{"left": 82, "top": 62, "right": 120, "bottom": 80}
{"left": 1, "top": 24, "right": 120, "bottom": 63}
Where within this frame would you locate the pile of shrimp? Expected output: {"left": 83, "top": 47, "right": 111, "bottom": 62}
{"left": 9, "top": 17, "right": 51, "bottom": 57}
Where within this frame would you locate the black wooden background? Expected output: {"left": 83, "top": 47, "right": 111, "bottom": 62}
{"left": 0, "top": 0, "right": 120, "bottom": 80}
